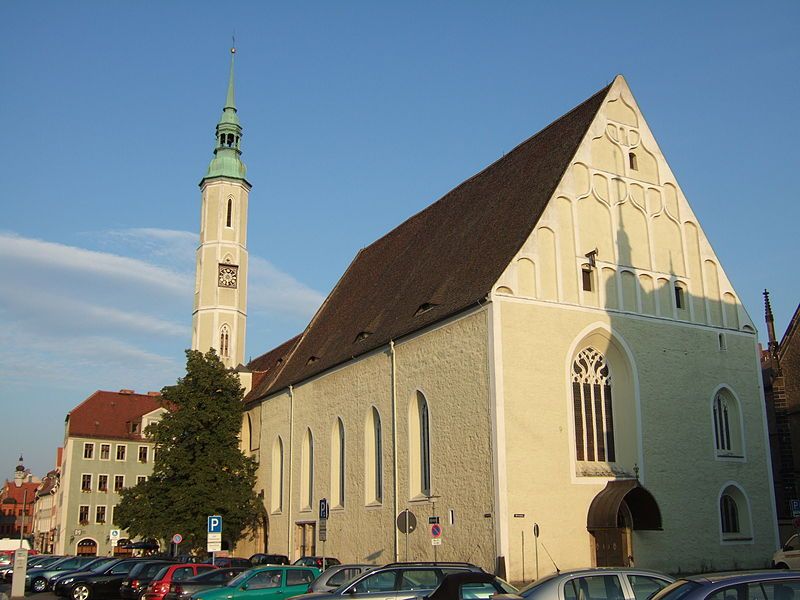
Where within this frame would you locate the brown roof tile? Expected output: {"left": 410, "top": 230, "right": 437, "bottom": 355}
{"left": 248, "top": 81, "right": 611, "bottom": 402}
{"left": 67, "top": 390, "right": 163, "bottom": 440}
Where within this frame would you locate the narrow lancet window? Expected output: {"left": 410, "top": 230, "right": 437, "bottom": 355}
{"left": 226, "top": 199, "right": 233, "bottom": 227}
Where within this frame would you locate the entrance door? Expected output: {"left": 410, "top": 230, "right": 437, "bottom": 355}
{"left": 76, "top": 538, "right": 97, "bottom": 556}
{"left": 592, "top": 502, "right": 633, "bottom": 567}
{"left": 294, "top": 522, "right": 316, "bottom": 560}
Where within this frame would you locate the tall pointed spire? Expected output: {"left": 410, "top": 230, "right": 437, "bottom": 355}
{"left": 225, "top": 48, "right": 236, "bottom": 111}
{"left": 202, "top": 45, "right": 247, "bottom": 184}
{"left": 764, "top": 289, "right": 780, "bottom": 367}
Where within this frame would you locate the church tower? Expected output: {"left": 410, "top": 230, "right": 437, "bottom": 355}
{"left": 192, "top": 47, "right": 250, "bottom": 368}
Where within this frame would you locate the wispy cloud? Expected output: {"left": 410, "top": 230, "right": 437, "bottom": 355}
{"left": 0, "top": 231, "right": 192, "bottom": 295}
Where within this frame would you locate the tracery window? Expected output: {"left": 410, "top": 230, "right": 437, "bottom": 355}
{"left": 572, "top": 347, "right": 616, "bottom": 462}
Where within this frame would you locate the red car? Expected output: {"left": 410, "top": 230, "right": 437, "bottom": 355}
{"left": 143, "top": 564, "right": 216, "bottom": 600}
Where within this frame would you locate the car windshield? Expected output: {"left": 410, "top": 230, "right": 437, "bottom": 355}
{"left": 90, "top": 559, "right": 117, "bottom": 572}
{"left": 519, "top": 573, "right": 561, "bottom": 595}
{"left": 651, "top": 581, "right": 702, "bottom": 600}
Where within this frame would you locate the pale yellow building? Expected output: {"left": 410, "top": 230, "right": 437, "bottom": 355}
{"left": 221, "top": 75, "right": 776, "bottom": 579}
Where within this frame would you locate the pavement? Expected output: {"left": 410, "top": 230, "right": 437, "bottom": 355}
{"left": 0, "top": 583, "right": 59, "bottom": 600}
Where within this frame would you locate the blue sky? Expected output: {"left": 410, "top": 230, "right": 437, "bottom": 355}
{"left": 1, "top": 1, "right": 798, "bottom": 479}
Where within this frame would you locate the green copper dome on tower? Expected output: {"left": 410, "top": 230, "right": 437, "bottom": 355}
{"left": 203, "top": 47, "right": 247, "bottom": 184}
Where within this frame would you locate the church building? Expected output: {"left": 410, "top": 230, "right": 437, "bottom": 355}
{"left": 193, "top": 63, "right": 777, "bottom": 579}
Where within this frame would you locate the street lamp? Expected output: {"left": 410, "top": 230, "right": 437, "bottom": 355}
{"left": 11, "top": 455, "right": 29, "bottom": 599}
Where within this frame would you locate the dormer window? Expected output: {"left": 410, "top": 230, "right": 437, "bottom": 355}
{"left": 307, "top": 356, "right": 320, "bottom": 365}
{"left": 354, "top": 331, "right": 372, "bottom": 343}
{"left": 415, "top": 303, "right": 437, "bottom": 316}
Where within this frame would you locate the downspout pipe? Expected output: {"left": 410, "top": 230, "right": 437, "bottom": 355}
{"left": 390, "top": 340, "right": 399, "bottom": 562}
{"left": 287, "top": 385, "right": 295, "bottom": 556}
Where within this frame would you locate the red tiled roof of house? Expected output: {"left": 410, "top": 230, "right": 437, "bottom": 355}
{"left": 66, "top": 390, "right": 163, "bottom": 440}
{"left": 0, "top": 480, "right": 39, "bottom": 503}
{"left": 245, "top": 81, "right": 611, "bottom": 403}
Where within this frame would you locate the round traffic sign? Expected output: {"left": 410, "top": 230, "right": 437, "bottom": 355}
{"left": 172, "top": 533, "right": 183, "bottom": 544}
{"left": 793, "top": 517, "right": 800, "bottom": 529}
{"left": 396, "top": 509, "right": 417, "bottom": 534}
{"left": 431, "top": 524, "right": 442, "bottom": 538}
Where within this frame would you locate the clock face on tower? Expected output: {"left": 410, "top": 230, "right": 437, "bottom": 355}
{"left": 218, "top": 264, "right": 239, "bottom": 288}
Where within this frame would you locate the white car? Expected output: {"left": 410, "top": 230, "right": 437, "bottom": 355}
{"left": 773, "top": 533, "right": 800, "bottom": 568}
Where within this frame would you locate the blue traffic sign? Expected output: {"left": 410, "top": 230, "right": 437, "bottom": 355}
{"left": 208, "top": 515, "right": 223, "bottom": 533}
{"left": 792, "top": 499, "right": 800, "bottom": 518}
{"left": 319, "top": 499, "right": 329, "bottom": 520}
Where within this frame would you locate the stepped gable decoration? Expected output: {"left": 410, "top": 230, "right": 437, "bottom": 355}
{"left": 67, "top": 390, "right": 162, "bottom": 439}
{"left": 246, "top": 81, "right": 612, "bottom": 403}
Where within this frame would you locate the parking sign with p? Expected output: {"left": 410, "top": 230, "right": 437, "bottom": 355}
{"left": 208, "top": 515, "right": 223, "bottom": 533}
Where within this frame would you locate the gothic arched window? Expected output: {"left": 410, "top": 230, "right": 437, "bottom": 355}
{"left": 301, "top": 429, "right": 314, "bottom": 510}
{"left": 271, "top": 437, "right": 283, "bottom": 513}
{"left": 331, "top": 418, "right": 345, "bottom": 508}
{"left": 364, "top": 407, "right": 383, "bottom": 504}
{"left": 226, "top": 199, "right": 233, "bottom": 228}
{"left": 712, "top": 389, "right": 743, "bottom": 458}
{"left": 572, "top": 347, "right": 616, "bottom": 462}
{"left": 219, "top": 325, "right": 230, "bottom": 358}
{"left": 720, "top": 493, "right": 739, "bottom": 534}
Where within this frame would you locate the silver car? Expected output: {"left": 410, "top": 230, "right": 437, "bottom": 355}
{"left": 519, "top": 568, "right": 673, "bottom": 600}
{"left": 308, "top": 565, "right": 376, "bottom": 593}
{"left": 291, "top": 562, "right": 485, "bottom": 600}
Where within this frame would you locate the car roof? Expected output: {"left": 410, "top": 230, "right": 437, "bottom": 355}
{"left": 683, "top": 571, "right": 800, "bottom": 584}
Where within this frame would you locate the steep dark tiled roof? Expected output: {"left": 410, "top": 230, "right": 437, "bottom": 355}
{"left": 245, "top": 335, "right": 301, "bottom": 392}
{"left": 67, "top": 390, "right": 163, "bottom": 440}
{"left": 248, "top": 82, "right": 611, "bottom": 403}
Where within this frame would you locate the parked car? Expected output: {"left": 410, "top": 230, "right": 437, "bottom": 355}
{"left": 26, "top": 556, "right": 103, "bottom": 592}
{"left": 193, "top": 566, "right": 320, "bottom": 600}
{"left": 773, "top": 534, "right": 800, "bottom": 569}
{"left": 650, "top": 571, "right": 800, "bottom": 600}
{"left": 143, "top": 563, "right": 216, "bottom": 600}
{"left": 49, "top": 558, "right": 120, "bottom": 592}
{"left": 293, "top": 557, "right": 341, "bottom": 571}
{"left": 519, "top": 568, "right": 674, "bottom": 600}
{"left": 120, "top": 560, "right": 177, "bottom": 600}
{"left": 426, "top": 571, "right": 519, "bottom": 600}
{"left": 163, "top": 567, "right": 249, "bottom": 600}
{"left": 250, "top": 555, "right": 290, "bottom": 567}
{"left": 306, "top": 565, "right": 376, "bottom": 593}
{"left": 55, "top": 558, "right": 146, "bottom": 600}
{"left": 1, "top": 555, "right": 61, "bottom": 582}
{"left": 290, "top": 562, "right": 485, "bottom": 600}
{"left": 211, "top": 557, "right": 252, "bottom": 569}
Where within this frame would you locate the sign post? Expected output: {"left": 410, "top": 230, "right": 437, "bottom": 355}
{"left": 396, "top": 510, "right": 417, "bottom": 562}
{"left": 207, "top": 515, "right": 222, "bottom": 565}
{"left": 430, "top": 523, "right": 442, "bottom": 563}
{"left": 533, "top": 523, "right": 540, "bottom": 580}
{"left": 319, "top": 499, "right": 329, "bottom": 569}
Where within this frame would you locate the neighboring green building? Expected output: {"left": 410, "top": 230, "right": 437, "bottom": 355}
{"left": 54, "top": 390, "right": 166, "bottom": 556}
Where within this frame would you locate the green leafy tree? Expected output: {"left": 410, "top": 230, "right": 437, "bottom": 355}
{"left": 116, "top": 349, "right": 262, "bottom": 553}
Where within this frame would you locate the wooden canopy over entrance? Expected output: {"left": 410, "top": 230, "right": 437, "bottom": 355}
{"left": 587, "top": 479, "right": 662, "bottom": 531}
